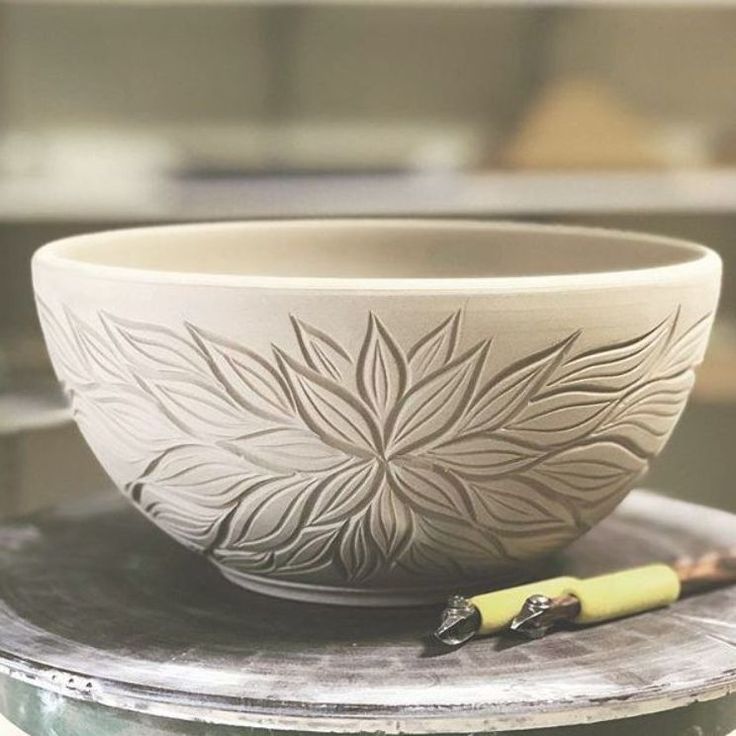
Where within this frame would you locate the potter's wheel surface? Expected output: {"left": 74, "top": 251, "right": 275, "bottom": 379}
{"left": 1, "top": 490, "right": 736, "bottom": 733}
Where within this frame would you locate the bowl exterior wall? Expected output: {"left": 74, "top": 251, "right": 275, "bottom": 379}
{"left": 33, "top": 256, "right": 720, "bottom": 604}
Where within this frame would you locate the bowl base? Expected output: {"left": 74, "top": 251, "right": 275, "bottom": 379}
{"left": 213, "top": 562, "right": 530, "bottom": 607}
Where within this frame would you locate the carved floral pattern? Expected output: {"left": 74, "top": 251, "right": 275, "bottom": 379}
{"left": 37, "top": 300, "right": 711, "bottom": 584}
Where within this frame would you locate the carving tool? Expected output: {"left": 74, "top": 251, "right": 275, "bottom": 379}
{"left": 434, "top": 550, "right": 736, "bottom": 646}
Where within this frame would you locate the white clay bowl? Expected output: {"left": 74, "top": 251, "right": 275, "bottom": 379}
{"left": 32, "top": 220, "right": 721, "bottom": 606}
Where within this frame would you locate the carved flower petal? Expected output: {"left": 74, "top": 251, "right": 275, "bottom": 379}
{"left": 291, "top": 316, "right": 352, "bottom": 382}
{"left": 596, "top": 371, "right": 694, "bottom": 456}
{"left": 525, "top": 441, "right": 644, "bottom": 503}
{"left": 66, "top": 310, "right": 129, "bottom": 383}
{"left": 357, "top": 313, "right": 408, "bottom": 419}
{"left": 72, "top": 386, "right": 184, "bottom": 483}
{"left": 337, "top": 516, "right": 383, "bottom": 583}
{"left": 407, "top": 311, "right": 461, "bottom": 381}
{"left": 220, "top": 463, "right": 380, "bottom": 580}
{"left": 275, "top": 527, "right": 340, "bottom": 577}
{"left": 136, "top": 444, "right": 262, "bottom": 502}
{"left": 131, "top": 443, "right": 267, "bottom": 551}
{"left": 218, "top": 474, "right": 320, "bottom": 553}
{"left": 387, "top": 340, "right": 490, "bottom": 455}
{"left": 368, "top": 483, "right": 414, "bottom": 563}
{"left": 307, "top": 461, "right": 382, "bottom": 525}
{"left": 222, "top": 427, "right": 352, "bottom": 474}
{"left": 413, "top": 514, "right": 507, "bottom": 570}
{"left": 188, "top": 325, "right": 294, "bottom": 422}
{"left": 464, "top": 479, "right": 576, "bottom": 533}
{"left": 460, "top": 333, "right": 578, "bottom": 435}
{"left": 426, "top": 434, "right": 543, "bottom": 480}
{"left": 504, "top": 391, "right": 612, "bottom": 445}
{"left": 389, "top": 459, "right": 476, "bottom": 520}
{"left": 401, "top": 534, "right": 465, "bottom": 579}
{"left": 36, "top": 298, "right": 91, "bottom": 387}
{"left": 136, "top": 370, "right": 252, "bottom": 440}
{"left": 101, "top": 313, "right": 210, "bottom": 377}
{"left": 275, "top": 348, "right": 381, "bottom": 455}
{"left": 549, "top": 314, "right": 675, "bottom": 392}
{"left": 77, "top": 383, "right": 181, "bottom": 452}
{"left": 659, "top": 311, "right": 713, "bottom": 375}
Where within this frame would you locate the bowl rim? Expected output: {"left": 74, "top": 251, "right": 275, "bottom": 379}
{"left": 32, "top": 218, "right": 722, "bottom": 293}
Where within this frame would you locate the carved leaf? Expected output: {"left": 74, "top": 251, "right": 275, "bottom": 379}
{"left": 36, "top": 298, "right": 90, "bottom": 387}
{"left": 136, "top": 371, "right": 251, "bottom": 440}
{"left": 525, "top": 441, "right": 644, "bottom": 502}
{"left": 659, "top": 312, "right": 713, "bottom": 375}
{"left": 466, "top": 477, "right": 577, "bottom": 531}
{"left": 387, "top": 341, "right": 490, "bottom": 455}
{"left": 596, "top": 371, "right": 695, "bottom": 456}
{"left": 549, "top": 315, "right": 675, "bottom": 392}
{"left": 101, "top": 313, "right": 210, "bottom": 376}
{"left": 357, "top": 313, "right": 408, "bottom": 419}
{"left": 188, "top": 325, "right": 294, "bottom": 422}
{"left": 222, "top": 427, "right": 351, "bottom": 474}
{"left": 306, "top": 461, "right": 382, "bottom": 525}
{"left": 275, "top": 348, "right": 380, "bottom": 456}
{"left": 368, "top": 484, "right": 413, "bottom": 562}
{"left": 415, "top": 514, "right": 507, "bottom": 570}
{"left": 67, "top": 310, "right": 129, "bottom": 383}
{"left": 388, "top": 459, "right": 474, "bottom": 521}
{"left": 426, "top": 434, "right": 543, "bottom": 480}
{"left": 504, "top": 391, "right": 612, "bottom": 445}
{"left": 408, "top": 311, "right": 461, "bottom": 381}
{"left": 402, "top": 537, "right": 464, "bottom": 578}
{"left": 72, "top": 388, "right": 183, "bottom": 482}
{"left": 275, "top": 527, "right": 340, "bottom": 577}
{"left": 217, "top": 474, "right": 319, "bottom": 553}
{"left": 461, "top": 333, "right": 578, "bottom": 434}
{"left": 336, "top": 472, "right": 412, "bottom": 581}
{"left": 338, "top": 516, "right": 383, "bottom": 582}
{"left": 291, "top": 316, "right": 352, "bottom": 382}
{"left": 131, "top": 444, "right": 266, "bottom": 551}
{"left": 76, "top": 383, "right": 182, "bottom": 454}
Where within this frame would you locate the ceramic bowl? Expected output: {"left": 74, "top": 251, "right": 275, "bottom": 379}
{"left": 32, "top": 220, "right": 721, "bottom": 606}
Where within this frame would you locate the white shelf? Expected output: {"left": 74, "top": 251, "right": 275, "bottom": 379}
{"left": 2, "top": 170, "right": 736, "bottom": 222}
{"left": 0, "top": 385, "right": 70, "bottom": 435}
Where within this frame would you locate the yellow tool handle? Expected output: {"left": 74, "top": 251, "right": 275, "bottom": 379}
{"left": 471, "top": 576, "right": 578, "bottom": 635}
{"left": 470, "top": 564, "right": 681, "bottom": 635}
{"left": 571, "top": 563, "right": 681, "bottom": 624}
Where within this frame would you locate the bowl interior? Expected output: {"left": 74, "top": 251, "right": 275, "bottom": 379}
{"left": 40, "top": 221, "right": 707, "bottom": 281}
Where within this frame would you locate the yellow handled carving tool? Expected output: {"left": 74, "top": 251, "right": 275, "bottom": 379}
{"left": 434, "top": 550, "right": 736, "bottom": 646}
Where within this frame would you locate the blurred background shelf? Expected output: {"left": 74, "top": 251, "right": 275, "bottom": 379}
{"left": 0, "top": 383, "right": 68, "bottom": 435}
{"left": 4, "top": 170, "right": 736, "bottom": 222}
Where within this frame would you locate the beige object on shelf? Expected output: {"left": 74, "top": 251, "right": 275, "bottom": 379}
{"left": 504, "top": 78, "right": 666, "bottom": 170}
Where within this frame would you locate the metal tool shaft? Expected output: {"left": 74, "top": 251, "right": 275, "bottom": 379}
{"left": 509, "top": 594, "right": 580, "bottom": 638}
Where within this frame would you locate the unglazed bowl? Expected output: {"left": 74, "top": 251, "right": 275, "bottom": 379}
{"left": 32, "top": 220, "right": 721, "bottom": 605}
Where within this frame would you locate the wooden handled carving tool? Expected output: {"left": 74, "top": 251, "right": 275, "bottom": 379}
{"left": 433, "top": 550, "right": 736, "bottom": 646}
